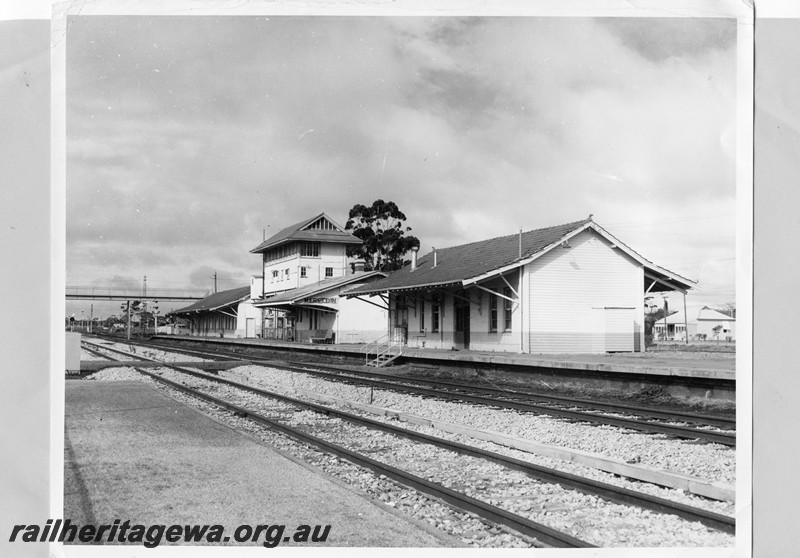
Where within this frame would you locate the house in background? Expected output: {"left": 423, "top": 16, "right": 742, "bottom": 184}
{"left": 346, "top": 217, "right": 695, "bottom": 354}
{"left": 652, "top": 310, "right": 692, "bottom": 341}
{"left": 653, "top": 306, "right": 736, "bottom": 342}
{"left": 169, "top": 286, "right": 262, "bottom": 338}
{"left": 695, "top": 306, "right": 736, "bottom": 341}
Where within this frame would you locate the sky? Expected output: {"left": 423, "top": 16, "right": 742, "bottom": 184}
{"left": 65, "top": 15, "right": 738, "bottom": 320}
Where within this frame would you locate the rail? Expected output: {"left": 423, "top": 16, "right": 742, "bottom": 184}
{"left": 81, "top": 339, "right": 733, "bottom": 539}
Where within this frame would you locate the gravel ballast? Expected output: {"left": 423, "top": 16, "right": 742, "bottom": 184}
{"left": 77, "top": 350, "right": 735, "bottom": 548}
{"left": 222, "top": 365, "right": 736, "bottom": 484}
{"left": 163, "top": 365, "right": 733, "bottom": 547}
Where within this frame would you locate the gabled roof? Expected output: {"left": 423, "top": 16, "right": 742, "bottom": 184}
{"left": 697, "top": 306, "right": 736, "bottom": 321}
{"left": 255, "top": 271, "right": 385, "bottom": 307}
{"left": 250, "top": 213, "right": 362, "bottom": 254}
{"left": 347, "top": 219, "right": 591, "bottom": 295}
{"left": 346, "top": 217, "right": 695, "bottom": 297}
{"left": 170, "top": 286, "right": 251, "bottom": 315}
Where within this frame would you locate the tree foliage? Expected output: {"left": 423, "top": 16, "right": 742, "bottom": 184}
{"left": 714, "top": 301, "right": 736, "bottom": 319}
{"left": 118, "top": 300, "right": 160, "bottom": 328}
{"left": 644, "top": 307, "right": 669, "bottom": 336}
{"left": 345, "top": 199, "right": 420, "bottom": 272}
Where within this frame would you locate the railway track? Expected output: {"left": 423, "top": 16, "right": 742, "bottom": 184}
{"left": 80, "top": 340, "right": 734, "bottom": 547}
{"left": 91, "top": 336, "right": 735, "bottom": 447}
{"left": 81, "top": 342, "right": 590, "bottom": 547}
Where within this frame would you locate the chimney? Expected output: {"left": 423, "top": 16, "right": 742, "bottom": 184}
{"left": 411, "top": 246, "right": 419, "bottom": 271}
{"left": 433, "top": 248, "right": 437, "bottom": 268}
{"left": 352, "top": 259, "right": 366, "bottom": 274}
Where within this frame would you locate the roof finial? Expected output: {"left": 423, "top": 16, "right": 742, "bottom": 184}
{"left": 588, "top": 213, "right": 594, "bottom": 221}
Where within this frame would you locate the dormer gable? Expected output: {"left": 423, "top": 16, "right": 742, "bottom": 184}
{"left": 250, "top": 212, "right": 361, "bottom": 254}
{"left": 302, "top": 214, "right": 344, "bottom": 232}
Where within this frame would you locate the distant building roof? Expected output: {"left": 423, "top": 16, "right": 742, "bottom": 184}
{"left": 654, "top": 306, "right": 736, "bottom": 325}
{"left": 170, "top": 286, "right": 251, "bottom": 315}
{"left": 697, "top": 306, "right": 736, "bottom": 321}
{"left": 346, "top": 217, "right": 695, "bottom": 297}
{"left": 250, "top": 213, "right": 362, "bottom": 254}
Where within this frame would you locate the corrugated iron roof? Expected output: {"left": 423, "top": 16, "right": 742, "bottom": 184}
{"left": 657, "top": 310, "right": 693, "bottom": 324}
{"left": 346, "top": 219, "right": 591, "bottom": 295}
{"left": 250, "top": 213, "right": 362, "bottom": 254}
{"left": 697, "top": 306, "right": 736, "bottom": 321}
{"left": 346, "top": 218, "right": 695, "bottom": 296}
{"left": 170, "top": 286, "right": 251, "bottom": 314}
{"left": 256, "top": 271, "right": 385, "bottom": 306}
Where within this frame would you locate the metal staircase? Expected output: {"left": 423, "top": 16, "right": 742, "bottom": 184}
{"left": 364, "top": 331, "right": 404, "bottom": 367}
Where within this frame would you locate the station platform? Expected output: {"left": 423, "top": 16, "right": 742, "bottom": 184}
{"left": 155, "top": 335, "right": 736, "bottom": 382}
{"left": 64, "top": 381, "right": 458, "bottom": 548}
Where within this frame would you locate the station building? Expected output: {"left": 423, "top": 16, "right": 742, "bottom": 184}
{"left": 169, "top": 286, "right": 262, "bottom": 338}
{"left": 250, "top": 213, "right": 387, "bottom": 343}
{"left": 345, "top": 217, "right": 695, "bottom": 354}
{"left": 256, "top": 271, "right": 388, "bottom": 344}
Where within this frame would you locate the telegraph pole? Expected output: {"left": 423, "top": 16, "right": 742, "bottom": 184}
{"left": 683, "top": 293, "right": 689, "bottom": 345}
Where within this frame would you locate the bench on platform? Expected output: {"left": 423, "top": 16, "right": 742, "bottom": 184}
{"left": 309, "top": 333, "right": 335, "bottom": 345}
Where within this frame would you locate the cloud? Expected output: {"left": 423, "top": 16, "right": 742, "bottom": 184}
{"left": 599, "top": 17, "right": 736, "bottom": 63}
{"left": 66, "top": 15, "right": 738, "bottom": 314}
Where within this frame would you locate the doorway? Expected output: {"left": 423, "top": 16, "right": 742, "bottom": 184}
{"left": 454, "top": 293, "right": 470, "bottom": 349}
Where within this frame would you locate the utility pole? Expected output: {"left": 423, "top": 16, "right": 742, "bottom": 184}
{"left": 126, "top": 300, "right": 131, "bottom": 341}
{"left": 143, "top": 275, "right": 147, "bottom": 297}
{"left": 683, "top": 293, "right": 689, "bottom": 345}
{"left": 90, "top": 304, "right": 93, "bottom": 334}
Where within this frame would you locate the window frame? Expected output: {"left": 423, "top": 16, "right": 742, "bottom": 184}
{"left": 299, "top": 241, "right": 320, "bottom": 257}
{"left": 489, "top": 291, "right": 498, "bottom": 332}
{"left": 503, "top": 287, "right": 513, "bottom": 331}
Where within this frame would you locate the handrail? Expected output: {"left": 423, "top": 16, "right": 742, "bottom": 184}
{"left": 364, "top": 333, "right": 390, "bottom": 354}
{"left": 364, "top": 331, "right": 403, "bottom": 366}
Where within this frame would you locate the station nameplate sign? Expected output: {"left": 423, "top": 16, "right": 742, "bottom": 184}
{"left": 303, "top": 297, "right": 338, "bottom": 304}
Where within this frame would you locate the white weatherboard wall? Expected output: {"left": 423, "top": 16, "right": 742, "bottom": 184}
{"left": 527, "top": 230, "right": 644, "bottom": 354}
{"left": 696, "top": 318, "right": 736, "bottom": 340}
{"left": 468, "top": 273, "right": 521, "bottom": 353}
{"left": 234, "top": 300, "right": 262, "bottom": 338}
{"left": 263, "top": 245, "right": 349, "bottom": 296}
{"left": 335, "top": 294, "right": 388, "bottom": 344}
